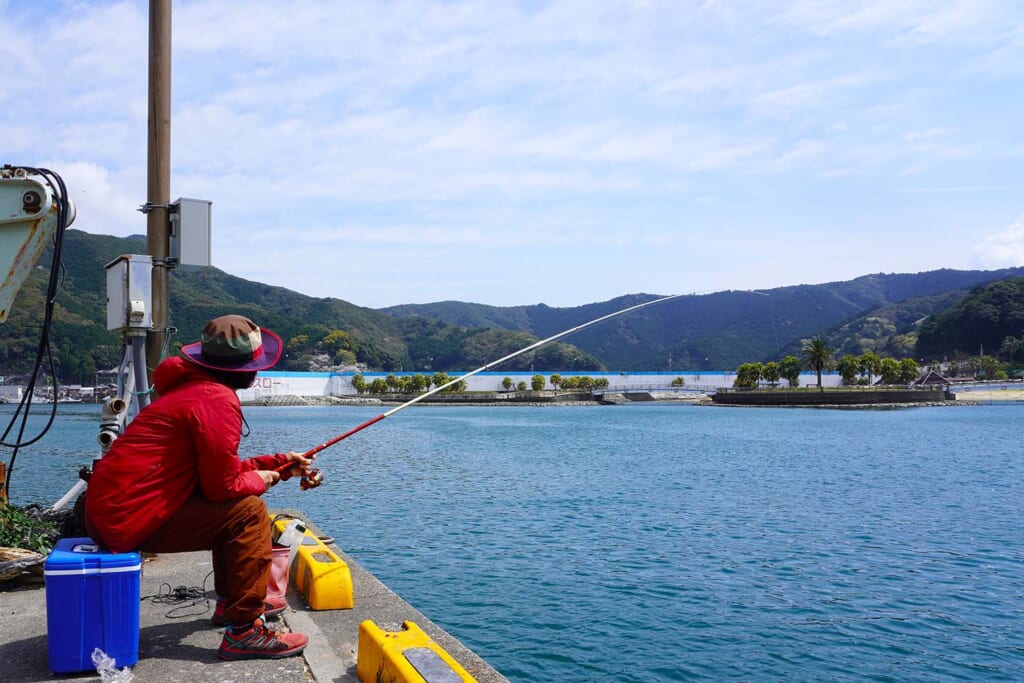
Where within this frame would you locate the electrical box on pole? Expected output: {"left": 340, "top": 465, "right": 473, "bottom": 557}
{"left": 168, "top": 197, "right": 211, "bottom": 266}
{"left": 105, "top": 255, "right": 153, "bottom": 332}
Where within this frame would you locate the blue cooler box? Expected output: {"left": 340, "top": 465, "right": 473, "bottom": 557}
{"left": 44, "top": 537, "right": 141, "bottom": 673}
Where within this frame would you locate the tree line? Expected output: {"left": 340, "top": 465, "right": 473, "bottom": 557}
{"left": 350, "top": 372, "right": 611, "bottom": 395}
{"left": 735, "top": 336, "right": 1014, "bottom": 390}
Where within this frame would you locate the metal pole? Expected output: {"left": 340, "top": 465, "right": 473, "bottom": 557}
{"left": 145, "top": 0, "right": 172, "bottom": 377}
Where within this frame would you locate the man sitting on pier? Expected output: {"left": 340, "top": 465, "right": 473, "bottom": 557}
{"left": 85, "top": 314, "right": 312, "bottom": 661}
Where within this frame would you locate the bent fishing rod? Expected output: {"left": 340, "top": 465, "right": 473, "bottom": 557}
{"left": 280, "top": 292, "right": 685, "bottom": 490}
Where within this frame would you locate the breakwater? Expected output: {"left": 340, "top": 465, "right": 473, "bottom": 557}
{"left": 712, "top": 387, "right": 953, "bottom": 406}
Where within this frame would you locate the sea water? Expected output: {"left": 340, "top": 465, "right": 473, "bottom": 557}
{"left": 6, "top": 402, "right": 1023, "bottom": 681}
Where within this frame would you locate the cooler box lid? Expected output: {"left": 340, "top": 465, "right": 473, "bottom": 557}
{"left": 44, "top": 537, "right": 141, "bottom": 575}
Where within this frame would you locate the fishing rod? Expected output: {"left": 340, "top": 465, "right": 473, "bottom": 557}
{"left": 280, "top": 292, "right": 686, "bottom": 490}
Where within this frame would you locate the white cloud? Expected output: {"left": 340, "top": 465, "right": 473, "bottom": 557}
{"left": 3, "top": 0, "right": 1024, "bottom": 307}
{"left": 973, "top": 214, "right": 1024, "bottom": 267}
{"left": 37, "top": 161, "right": 144, "bottom": 236}
{"left": 775, "top": 0, "right": 1007, "bottom": 44}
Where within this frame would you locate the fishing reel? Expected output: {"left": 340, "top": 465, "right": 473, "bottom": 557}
{"left": 299, "top": 468, "right": 324, "bottom": 490}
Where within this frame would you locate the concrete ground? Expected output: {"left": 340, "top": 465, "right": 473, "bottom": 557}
{"left": 0, "top": 512, "right": 506, "bottom": 683}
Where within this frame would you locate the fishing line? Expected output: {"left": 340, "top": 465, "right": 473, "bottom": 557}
{"left": 279, "top": 292, "right": 687, "bottom": 488}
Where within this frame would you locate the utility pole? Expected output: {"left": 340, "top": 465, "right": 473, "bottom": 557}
{"left": 145, "top": 0, "right": 172, "bottom": 377}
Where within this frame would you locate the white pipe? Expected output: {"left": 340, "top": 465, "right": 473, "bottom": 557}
{"left": 49, "top": 478, "right": 87, "bottom": 512}
{"left": 131, "top": 335, "right": 151, "bottom": 410}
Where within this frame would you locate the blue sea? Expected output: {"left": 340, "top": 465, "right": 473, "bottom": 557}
{"left": 5, "top": 402, "right": 1024, "bottom": 681}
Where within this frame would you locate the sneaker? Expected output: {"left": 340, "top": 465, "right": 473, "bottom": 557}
{"left": 211, "top": 595, "right": 288, "bottom": 626}
{"left": 218, "top": 618, "right": 308, "bottom": 660}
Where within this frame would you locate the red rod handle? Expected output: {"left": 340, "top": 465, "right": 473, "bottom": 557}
{"left": 273, "top": 413, "right": 386, "bottom": 474}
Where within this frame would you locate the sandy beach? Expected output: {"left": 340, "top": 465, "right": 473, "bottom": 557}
{"left": 951, "top": 388, "right": 1024, "bottom": 401}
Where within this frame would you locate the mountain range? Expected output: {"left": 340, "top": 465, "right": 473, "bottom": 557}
{"left": 2, "top": 229, "right": 1022, "bottom": 383}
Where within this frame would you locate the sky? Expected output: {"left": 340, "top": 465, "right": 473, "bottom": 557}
{"left": 2, "top": 1, "right": 1024, "bottom": 309}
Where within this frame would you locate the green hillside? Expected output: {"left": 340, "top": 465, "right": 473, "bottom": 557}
{"left": 916, "top": 277, "right": 1024, "bottom": 361}
{"left": 789, "top": 289, "right": 970, "bottom": 360}
{"left": 0, "top": 231, "right": 600, "bottom": 383}
{"left": 383, "top": 268, "right": 1024, "bottom": 370}
{"left": 3, "top": 229, "right": 1023, "bottom": 383}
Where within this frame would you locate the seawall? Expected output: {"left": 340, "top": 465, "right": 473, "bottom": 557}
{"left": 712, "top": 388, "right": 953, "bottom": 406}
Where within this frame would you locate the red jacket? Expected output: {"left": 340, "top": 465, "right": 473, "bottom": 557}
{"left": 85, "top": 356, "right": 293, "bottom": 553}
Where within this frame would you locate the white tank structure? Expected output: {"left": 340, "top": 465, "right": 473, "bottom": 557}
{"left": 235, "top": 370, "right": 843, "bottom": 401}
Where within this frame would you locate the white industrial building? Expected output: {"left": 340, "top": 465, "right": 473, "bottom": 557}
{"left": 236, "top": 370, "right": 842, "bottom": 401}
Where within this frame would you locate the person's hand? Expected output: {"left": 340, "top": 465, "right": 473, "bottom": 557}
{"left": 258, "top": 470, "right": 281, "bottom": 489}
{"left": 284, "top": 451, "right": 313, "bottom": 477}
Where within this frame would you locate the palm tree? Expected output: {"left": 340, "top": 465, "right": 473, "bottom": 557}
{"left": 801, "top": 337, "right": 834, "bottom": 391}
{"left": 1001, "top": 335, "right": 1023, "bottom": 369}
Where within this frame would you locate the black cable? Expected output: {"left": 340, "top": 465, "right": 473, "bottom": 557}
{"left": 1, "top": 167, "right": 71, "bottom": 500}
{"left": 142, "top": 569, "right": 215, "bottom": 619}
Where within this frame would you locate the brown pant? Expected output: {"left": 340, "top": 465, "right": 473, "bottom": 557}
{"left": 134, "top": 495, "right": 271, "bottom": 626}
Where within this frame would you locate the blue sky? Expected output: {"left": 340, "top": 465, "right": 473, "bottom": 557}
{"left": 3, "top": 1, "right": 1023, "bottom": 308}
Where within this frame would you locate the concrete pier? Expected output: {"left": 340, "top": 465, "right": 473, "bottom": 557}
{"left": 0, "top": 510, "right": 507, "bottom": 682}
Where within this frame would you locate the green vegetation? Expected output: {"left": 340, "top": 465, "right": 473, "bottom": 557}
{"left": 946, "top": 355, "right": 1008, "bottom": 381}
{"left": 916, "top": 277, "right": 1024, "bottom": 372}
{"left": 733, "top": 343, "right": 1014, "bottom": 390}
{"left": 733, "top": 363, "right": 762, "bottom": 389}
{"left": 779, "top": 356, "right": 801, "bottom": 387}
{"left": 350, "top": 372, "right": 466, "bottom": 394}
{"left": 558, "top": 376, "right": 610, "bottom": 390}
{"left": 4, "top": 231, "right": 1024, "bottom": 381}
{"left": 0, "top": 231, "right": 600, "bottom": 382}
{"left": 801, "top": 337, "right": 834, "bottom": 390}
{"left": 391, "top": 269, "right": 1024, "bottom": 370}
{"left": 0, "top": 502, "right": 60, "bottom": 555}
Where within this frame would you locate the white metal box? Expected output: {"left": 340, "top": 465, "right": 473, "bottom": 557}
{"left": 169, "top": 197, "right": 212, "bottom": 266}
{"left": 105, "top": 254, "right": 152, "bottom": 331}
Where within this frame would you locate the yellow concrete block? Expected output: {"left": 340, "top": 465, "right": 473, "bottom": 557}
{"left": 271, "top": 516, "right": 353, "bottom": 610}
{"left": 357, "top": 620, "right": 477, "bottom": 683}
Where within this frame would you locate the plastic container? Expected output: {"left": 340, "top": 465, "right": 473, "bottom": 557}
{"left": 44, "top": 537, "right": 141, "bottom": 673}
{"left": 277, "top": 519, "right": 307, "bottom": 571}
{"left": 271, "top": 516, "right": 353, "bottom": 610}
{"left": 267, "top": 543, "right": 291, "bottom": 600}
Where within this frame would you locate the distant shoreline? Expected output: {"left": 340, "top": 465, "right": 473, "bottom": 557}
{"left": 239, "top": 388, "right": 1024, "bottom": 408}
{"left": 240, "top": 393, "right": 709, "bottom": 408}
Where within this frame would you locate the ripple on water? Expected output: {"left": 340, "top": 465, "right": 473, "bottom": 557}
{"left": 16, "top": 403, "right": 1024, "bottom": 682}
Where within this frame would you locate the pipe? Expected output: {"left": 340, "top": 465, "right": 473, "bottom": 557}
{"left": 50, "top": 478, "right": 87, "bottom": 512}
{"left": 131, "top": 335, "right": 152, "bottom": 410}
{"left": 97, "top": 429, "right": 118, "bottom": 449}
{"left": 98, "top": 396, "right": 128, "bottom": 451}
{"left": 102, "top": 397, "right": 128, "bottom": 417}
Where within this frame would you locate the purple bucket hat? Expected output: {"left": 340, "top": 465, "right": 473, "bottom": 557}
{"left": 180, "top": 314, "right": 283, "bottom": 372}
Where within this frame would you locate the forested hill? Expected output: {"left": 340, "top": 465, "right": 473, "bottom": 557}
{"left": 916, "top": 277, "right": 1024, "bottom": 359}
{"left": 0, "top": 231, "right": 601, "bottom": 382}
{"left": 381, "top": 267, "right": 1024, "bottom": 369}
{"left": 3, "top": 229, "right": 1023, "bottom": 383}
